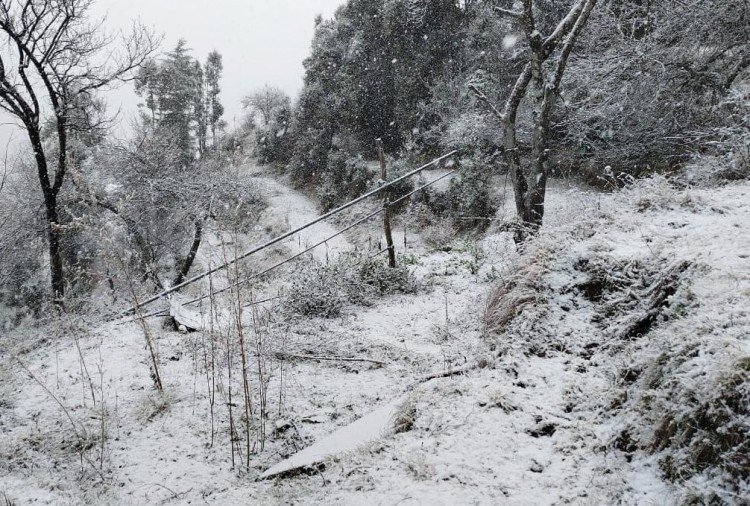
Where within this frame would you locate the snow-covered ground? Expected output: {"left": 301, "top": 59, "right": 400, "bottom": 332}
{"left": 253, "top": 174, "right": 353, "bottom": 262}
{"left": 1, "top": 171, "right": 748, "bottom": 504}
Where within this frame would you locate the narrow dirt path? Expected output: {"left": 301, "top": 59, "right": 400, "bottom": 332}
{"left": 250, "top": 170, "right": 353, "bottom": 263}
{"left": 172, "top": 164, "right": 354, "bottom": 326}
{"left": 194, "top": 165, "right": 353, "bottom": 285}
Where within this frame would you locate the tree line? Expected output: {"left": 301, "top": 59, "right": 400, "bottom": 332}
{"left": 0, "top": 0, "right": 259, "bottom": 314}
{"left": 257, "top": 0, "right": 750, "bottom": 239}
{"left": 1, "top": 0, "right": 748, "bottom": 311}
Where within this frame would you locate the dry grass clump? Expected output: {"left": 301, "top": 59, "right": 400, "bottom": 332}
{"left": 650, "top": 355, "right": 749, "bottom": 499}
{"left": 137, "top": 391, "right": 173, "bottom": 423}
{"left": 403, "top": 452, "right": 435, "bottom": 481}
{"left": 485, "top": 389, "right": 518, "bottom": 413}
{"left": 483, "top": 259, "right": 544, "bottom": 338}
{"left": 392, "top": 397, "right": 417, "bottom": 434}
{"left": 611, "top": 331, "right": 749, "bottom": 503}
{"left": 624, "top": 175, "right": 705, "bottom": 213}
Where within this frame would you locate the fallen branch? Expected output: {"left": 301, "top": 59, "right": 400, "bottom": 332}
{"left": 274, "top": 352, "right": 386, "bottom": 366}
{"left": 494, "top": 6, "right": 523, "bottom": 18}
{"left": 418, "top": 359, "right": 490, "bottom": 383}
{"left": 468, "top": 84, "right": 505, "bottom": 122}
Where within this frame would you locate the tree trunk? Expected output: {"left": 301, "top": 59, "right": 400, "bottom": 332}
{"left": 45, "top": 199, "right": 65, "bottom": 305}
{"left": 173, "top": 218, "right": 204, "bottom": 287}
{"left": 485, "top": 0, "right": 598, "bottom": 245}
{"left": 29, "top": 129, "right": 65, "bottom": 306}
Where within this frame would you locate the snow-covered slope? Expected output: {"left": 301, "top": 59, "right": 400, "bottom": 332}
{"left": 0, "top": 176, "right": 747, "bottom": 505}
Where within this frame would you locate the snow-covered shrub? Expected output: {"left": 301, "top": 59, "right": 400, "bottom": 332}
{"left": 417, "top": 155, "right": 496, "bottom": 231}
{"left": 358, "top": 257, "right": 417, "bottom": 296}
{"left": 624, "top": 175, "right": 704, "bottom": 213}
{"left": 0, "top": 251, "right": 46, "bottom": 319}
{"left": 255, "top": 104, "right": 294, "bottom": 166}
{"left": 423, "top": 220, "right": 457, "bottom": 251}
{"left": 454, "top": 239, "right": 485, "bottom": 276}
{"left": 442, "top": 111, "right": 501, "bottom": 156}
{"left": 0, "top": 175, "right": 47, "bottom": 321}
{"left": 444, "top": 158, "right": 497, "bottom": 230}
{"left": 316, "top": 152, "right": 372, "bottom": 211}
{"left": 684, "top": 131, "right": 750, "bottom": 185}
{"left": 285, "top": 255, "right": 416, "bottom": 318}
{"left": 405, "top": 202, "right": 436, "bottom": 228}
{"left": 288, "top": 129, "right": 330, "bottom": 185}
{"left": 403, "top": 202, "right": 457, "bottom": 250}
{"left": 285, "top": 261, "right": 350, "bottom": 318}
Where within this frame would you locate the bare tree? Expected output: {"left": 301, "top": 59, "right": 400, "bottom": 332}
{"left": 470, "top": 0, "right": 597, "bottom": 243}
{"left": 70, "top": 127, "right": 264, "bottom": 296}
{"left": 558, "top": 0, "right": 750, "bottom": 175}
{"left": 0, "top": 0, "right": 158, "bottom": 305}
{"left": 242, "top": 85, "right": 290, "bottom": 125}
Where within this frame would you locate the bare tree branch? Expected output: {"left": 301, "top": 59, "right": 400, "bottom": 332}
{"left": 468, "top": 84, "right": 504, "bottom": 121}
{"left": 494, "top": 6, "right": 523, "bottom": 19}
{"left": 0, "top": 0, "right": 160, "bottom": 303}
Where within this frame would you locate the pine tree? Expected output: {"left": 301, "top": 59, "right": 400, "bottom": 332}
{"left": 205, "top": 51, "right": 225, "bottom": 147}
{"left": 135, "top": 40, "right": 204, "bottom": 166}
{"left": 194, "top": 61, "right": 207, "bottom": 156}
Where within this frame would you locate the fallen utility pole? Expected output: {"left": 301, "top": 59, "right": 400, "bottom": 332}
{"left": 117, "top": 151, "right": 457, "bottom": 317}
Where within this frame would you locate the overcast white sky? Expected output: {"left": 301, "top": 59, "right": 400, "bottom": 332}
{"left": 1, "top": 0, "right": 345, "bottom": 152}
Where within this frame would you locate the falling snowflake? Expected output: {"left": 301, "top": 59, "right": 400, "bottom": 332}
{"left": 502, "top": 34, "right": 518, "bottom": 50}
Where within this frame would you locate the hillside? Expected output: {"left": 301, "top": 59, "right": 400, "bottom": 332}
{"left": 1, "top": 1, "right": 749, "bottom": 504}
{"left": 1, "top": 172, "right": 747, "bottom": 504}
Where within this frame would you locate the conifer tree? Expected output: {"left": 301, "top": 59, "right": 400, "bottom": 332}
{"left": 205, "top": 51, "right": 225, "bottom": 147}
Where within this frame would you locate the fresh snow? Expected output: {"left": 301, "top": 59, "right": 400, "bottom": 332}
{"left": 260, "top": 396, "right": 407, "bottom": 480}
{"left": 1, "top": 171, "right": 748, "bottom": 504}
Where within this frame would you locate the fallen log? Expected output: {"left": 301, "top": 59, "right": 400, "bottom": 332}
{"left": 259, "top": 358, "right": 492, "bottom": 480}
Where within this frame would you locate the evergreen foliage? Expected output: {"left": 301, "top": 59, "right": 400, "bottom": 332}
{"left": 135, "top": 41, "right": 225, "bottom": 164}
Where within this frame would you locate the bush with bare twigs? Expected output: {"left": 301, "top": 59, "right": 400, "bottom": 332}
{"left": 285, "top": 255, "right": 418, "bottom": 318}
